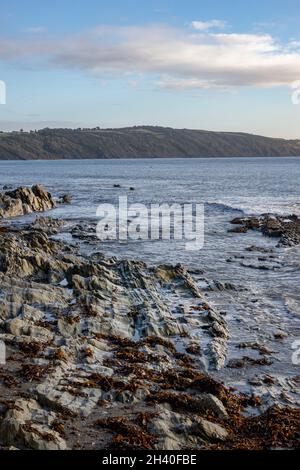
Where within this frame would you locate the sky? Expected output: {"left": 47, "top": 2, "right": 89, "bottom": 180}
{"left": 0, "top": 0, "right": 300, "bottom": 137}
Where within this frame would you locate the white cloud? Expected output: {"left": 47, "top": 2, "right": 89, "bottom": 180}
{"left": 288, "top": 40, "right": 300, "bottom": 50}
{"left": 24, "top": 26, "right": 47, "bottom": 34}
{"left": 191, "top": 19, "right": 227, "bottom": 31}
{"left": 156, "top": 77, "right": 228, "bottom": 91}
{"left": 127, "top": 79, "right": 139, "bottom": 88}
{"left": 1, "top": 23, "right": 300, "bottom": 91}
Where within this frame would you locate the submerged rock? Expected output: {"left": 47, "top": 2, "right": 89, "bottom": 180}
{"left": 58, "top": 194, "right": 72, "bottom": 204}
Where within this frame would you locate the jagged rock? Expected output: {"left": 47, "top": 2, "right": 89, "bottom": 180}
{"left": 197, "top": 394, "right": 228, "bottom": 419}
{"left": 209, "top": 338, "right": 228, "bottom": 370}
{"left": 193, "top": 417, "right": 228, "bottom": 441}
{"left": 228, "top": 226, "right": 248, "bottom": 233}
{"left": 230, "top": 217, "right": 261, "bottom": 229}
{"left": 32, "top": 216, "right": 64, "bottom": 234}
{"left": 0, "top": 399, "right": 67, "bottom": 450}
{"left": 36, "top": 372, "right": 103, "bottom": 417}
{"left": 7, "top": 318, "right": 28, "bottom": 336}
{"left": 0, "top": 300, "right": 22, "bottom": 320}
{"left": 262, "top": 216, "right": 283, "bottom": 237}
{"left": 57, "top": 318, "right": 82, "bottom": 338}
{"left": 231, "top": 217, "right": 246, "bottom": 225}
{"left": 155, "top": 264, "right": 203, "bottom": 298}
{"left": 230, "top": 213, "right": 300, "bottom": 247}
{"left": 150, "top": 405, "right": 195, "bottom": 450}
{"left": 6, "top": 317, "right": 53, "bottom": 342}
{"left": 213, "top": 280, "right": 237, "bottom": 291}
{"left": 115, "top": 387, "right": 150, "bottom": 404}
{"left": 150, "top": 402, "right": 228, "bottom": 449}
{"left": 0, "top": 185, "right": 55, "bottom": 219}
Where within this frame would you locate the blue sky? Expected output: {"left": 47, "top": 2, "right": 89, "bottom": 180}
{"left": 0, "top": 0, "right": 300, "bottom": 137}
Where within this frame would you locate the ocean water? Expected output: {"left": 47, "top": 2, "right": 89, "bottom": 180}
{"left": 1, "top": 156, "right": 300, "bottom": 267}
{"left": 1, "top": 157, "right": 300, "bottom": 401}
{"left": 1, "top": 156, "right": 300, "bottom": 218}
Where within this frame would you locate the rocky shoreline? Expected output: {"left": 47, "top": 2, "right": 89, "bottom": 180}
{"left": 0, "top": 186, "right": 299, "bottom": 450}
{"left": 229, "top": 214, "right": 300, "bottom": 247}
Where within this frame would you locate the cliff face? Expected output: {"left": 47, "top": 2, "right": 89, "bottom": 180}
{"left": 0, "top": 126, "right": 300, "bottom": 160}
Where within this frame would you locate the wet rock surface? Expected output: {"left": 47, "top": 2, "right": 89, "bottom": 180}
{"left": 0, "top": 188, "right": 299, "bottom": 450}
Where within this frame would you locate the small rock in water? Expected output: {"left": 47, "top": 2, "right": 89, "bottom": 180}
{"left": 58, "top": 194, "right": 72, "bottom": 204}
{"left": 228, "top": 226, "right": 248, "bottom": 233}
{"left": 273, "top": 331, "right": 287, "bottom": 340}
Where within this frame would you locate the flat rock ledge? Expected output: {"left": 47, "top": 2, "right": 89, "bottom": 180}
{"left": 0, "top": 185, "right": 55, "bottom": 219}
